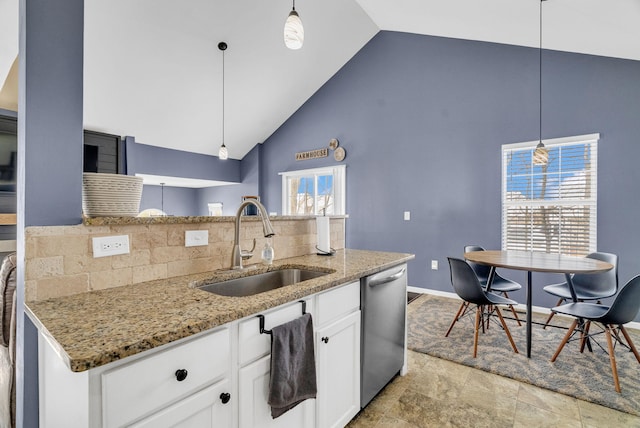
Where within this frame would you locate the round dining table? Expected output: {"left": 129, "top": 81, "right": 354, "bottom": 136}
{"left": 463, "top": 250, "right": 614, "bottom": 358}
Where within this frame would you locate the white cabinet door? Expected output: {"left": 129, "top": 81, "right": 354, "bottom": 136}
{"left": 239, "top": 355, "right": 315, "bottom": 428}
{"left": 130, "top": 379, "right": 232, "bottom": 428}
{"left": 315, "top": 311, "right": 361, "bottom": 428}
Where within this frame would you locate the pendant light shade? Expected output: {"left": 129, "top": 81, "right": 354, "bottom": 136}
{"left": 284, "top": 1, "right": 304, "bottom": 50}
{"left": 218, "top": 143, "right": 228, "bottom": 160}
{"left": 533, "top": 142, "right": 548, "bottom": 165}
{"left": 218, "top": 42, "right": 228, "bottom": 160}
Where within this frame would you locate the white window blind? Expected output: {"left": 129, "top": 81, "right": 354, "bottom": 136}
{"left": 502, "top": 134, "right": 598, "bottom": 256}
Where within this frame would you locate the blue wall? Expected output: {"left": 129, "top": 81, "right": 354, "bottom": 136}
{"left": 258, "top": 31, "right": 640, "bottom": 313}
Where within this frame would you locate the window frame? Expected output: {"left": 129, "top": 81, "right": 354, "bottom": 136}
{"left": 279, "top": 165, "right": 346, "bottom": 216}
{"left": 501, "top": 133, "right": 599, "bottom": 256}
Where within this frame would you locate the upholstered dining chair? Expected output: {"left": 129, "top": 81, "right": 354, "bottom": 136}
{"left": 550, "top": 274, "right": 640, "bottom": 393}
{"left": 542, "top": 252, "right": 618, "bottom": 329}
{"left": 445, "top": 257, "right": 519, "bottom": 358}
{"left": 464, "top": 245, "right": 523, "bottom": 326}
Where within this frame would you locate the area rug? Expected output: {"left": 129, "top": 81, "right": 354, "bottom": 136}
{"left": 407, "top": 294, "right": 640, "bottom": 416}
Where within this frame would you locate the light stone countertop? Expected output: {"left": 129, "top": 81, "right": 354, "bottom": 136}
{"left": 26, "top": 249, "right": 414, "bottom": 372}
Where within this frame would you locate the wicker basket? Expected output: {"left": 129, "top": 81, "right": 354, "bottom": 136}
{"left": 82, "top": 173, "right": 143, "bottom": 217}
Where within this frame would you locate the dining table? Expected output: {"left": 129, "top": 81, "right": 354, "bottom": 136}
{"left": 463, "top": 250, "right": 614, "bottom": 358}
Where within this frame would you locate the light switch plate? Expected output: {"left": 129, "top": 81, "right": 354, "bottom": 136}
{"left": 431, "top": 260, "right": 438, "bottom": 270}
{"left": 185, "top": 230, "right": 208, "bottom": 247}
{"left": 92, "top": 235, "right": 130, "bottom": 258}
{"left": 404, "top": 211, "right": 411, "bottom": 221}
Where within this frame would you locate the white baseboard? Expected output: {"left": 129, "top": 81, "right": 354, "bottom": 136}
{"left": 407, "top": 286, "right": 640, "bottom": 331}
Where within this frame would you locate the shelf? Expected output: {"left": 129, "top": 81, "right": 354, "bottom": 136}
{"left": 0, "top": 213, "right": 17, "bottom": 225}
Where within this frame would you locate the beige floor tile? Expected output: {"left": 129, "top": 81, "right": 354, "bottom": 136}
{"left": 577, "top": 399, "right": 640, "bottom": 428}
{"left": 386, "top": 388, "right": 453, "bottom": 427}
{"left": 514, "top": 401, "right": 582, "bottom": 428}
{"left": 517, "top": 382, "right": 581, "bottom": 421}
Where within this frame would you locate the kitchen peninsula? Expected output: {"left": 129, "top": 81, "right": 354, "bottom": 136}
{"left": 25, "top": 215, "right": 413, "bottom": 428}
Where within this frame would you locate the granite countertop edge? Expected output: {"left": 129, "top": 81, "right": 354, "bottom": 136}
{"left": 26, "top": 249, "right": 414, "bottom": 373}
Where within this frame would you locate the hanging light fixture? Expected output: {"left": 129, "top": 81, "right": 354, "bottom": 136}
{"left": 533, "top": 0, "right": 548, "bottom": 166}
{"left": 218, "top": 42, "right": 229, "bottom": 160}
{"left": 284, "top": 0, "right": 304, "bottom": 50}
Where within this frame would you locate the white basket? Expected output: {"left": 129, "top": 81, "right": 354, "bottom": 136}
{"left": 82, "top": 173, "right": 143, "bottom": 217}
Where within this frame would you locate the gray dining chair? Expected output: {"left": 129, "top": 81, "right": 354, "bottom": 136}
{"left": 550, "top": 274, "right": 640, "bottom": 393}
{"left": 464, "top": 245, "right": 523, "bottom": 326}
{"left": 542, "top": 252, "right": 618, "bottom": 329}
{"left": 445, "top": 257, "right": 519, "bottom": 358}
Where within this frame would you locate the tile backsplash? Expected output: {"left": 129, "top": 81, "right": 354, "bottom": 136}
{"left": 25, "top": 217, "right": 345, "bottom": 302}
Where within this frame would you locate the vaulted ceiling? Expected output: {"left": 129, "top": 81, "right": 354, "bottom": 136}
{"left": 1, "top": 0, "right": 638, "bottom": 160}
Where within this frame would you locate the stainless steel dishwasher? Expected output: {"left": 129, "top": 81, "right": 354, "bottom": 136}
{"left": 360, "top": 263, "right": 407, "bottom": 408}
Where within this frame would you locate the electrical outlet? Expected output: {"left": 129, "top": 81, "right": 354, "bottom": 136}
{"left": 431, "top": 260, "right": 438, "bottom": 270}
{"left": 92, "top": 235, "right": 130, "bottom": 258}
{"left": 404, "top": 211, "right": 411, "bottom": 221}
{"left": 185, "top": 230, "right": 208, "bottom": 247}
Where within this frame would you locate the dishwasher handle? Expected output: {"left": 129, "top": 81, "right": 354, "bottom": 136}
{"left": 368, "top": 267, "right": 406, "bottom": 287}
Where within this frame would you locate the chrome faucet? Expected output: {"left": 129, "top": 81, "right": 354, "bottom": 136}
{"left": 231, "top": 200, "right": 275, "bottom": 270}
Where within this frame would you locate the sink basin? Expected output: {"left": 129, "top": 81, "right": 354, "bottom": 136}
{"left": 198, "top": 268, "right": 331, "bottom": 297}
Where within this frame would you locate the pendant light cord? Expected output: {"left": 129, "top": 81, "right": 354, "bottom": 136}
{"left": 222, "top": 47, "right": 225, "bottom": 147}
{"left": 539, "top": 0, "right": 544, "bottom": 144}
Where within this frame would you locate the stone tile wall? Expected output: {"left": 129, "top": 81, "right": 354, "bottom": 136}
{"left": 25, "top": 217, "right": 345, "bottom": 302}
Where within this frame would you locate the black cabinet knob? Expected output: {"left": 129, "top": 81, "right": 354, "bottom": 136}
{"left": 321, "top": 337, "right": 329, "bottom": 343}
{"left": 220, "top": 392, "right": 231, "bottom": 404}
{"left": 175, "top": 369, "right": 188, "bottom": 382}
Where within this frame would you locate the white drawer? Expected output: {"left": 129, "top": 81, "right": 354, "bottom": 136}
{"left": 315, "top": 281, "right": 360, "bottom": 327}
{"left": 102, "top": 328, "right": 230, "bottom": 428}
{"left": 238, "top": 298, "right": 313, "bottom": 367}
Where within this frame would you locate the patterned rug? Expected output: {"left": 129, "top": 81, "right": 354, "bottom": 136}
{"left": 407, "top": 294, "right": 640, "bottom": 416}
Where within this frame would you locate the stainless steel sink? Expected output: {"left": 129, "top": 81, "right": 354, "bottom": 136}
{"left": 198, "top": 268, "right": 331, "bottom": 297}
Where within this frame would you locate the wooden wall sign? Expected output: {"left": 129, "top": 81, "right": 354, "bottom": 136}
{"left": 295, "top": 148, "right": 328, "bottom": 161}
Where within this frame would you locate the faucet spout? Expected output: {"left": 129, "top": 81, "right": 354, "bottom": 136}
{"left": 231, "top": 200, "right": 275, "bottom": 270}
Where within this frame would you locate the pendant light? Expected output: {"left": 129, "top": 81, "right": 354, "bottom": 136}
{"left": 533, "top": 0, "right": 548, "bottom": 166}
{"left": 284, "top": 0, "right": 304, "bottom": 50}
{"left": 218, "top": 42, "right": 229, "bottom": 160}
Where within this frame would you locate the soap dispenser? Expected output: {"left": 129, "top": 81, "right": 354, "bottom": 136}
{"left": 261, "top": 238, "right": 274, "bottom": 265}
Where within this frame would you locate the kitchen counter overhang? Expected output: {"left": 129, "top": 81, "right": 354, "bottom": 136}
{"left": 26, "top": 249, "right": 414, "bottom": 372}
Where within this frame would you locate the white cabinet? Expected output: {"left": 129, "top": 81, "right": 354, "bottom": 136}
{"left": 238, "top": 298, "right": 315, "bottom": 428}
{"left": 238, "top": 355, "right": 314, "bottom": 428}
{"left": 315, "top": 311, "right": 361, "bottom": 428}
{"left": 130, "top": 379, "right": 232, "bottom": 428}
{"left": 101, "top": 328, "right": 230, "bottom": 427}
{"left": 314, "top": 281, "right": 361, "bottom": 428}
{"left": 38, "top": 327, "right": 231, "bottom": 428}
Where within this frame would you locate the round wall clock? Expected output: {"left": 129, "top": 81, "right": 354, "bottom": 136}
{"left": 334, "top": 146, "right": 346, "bottom": 161}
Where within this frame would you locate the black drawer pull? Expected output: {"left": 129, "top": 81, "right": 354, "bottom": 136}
{"left": 321, "top": 337, "right": 329, "bottom": 344}
{"left": 220, "top": 392, "right": 231, "bottom": 404}
{"left": 175, "top": 369, "right": 188, "bottom": 381}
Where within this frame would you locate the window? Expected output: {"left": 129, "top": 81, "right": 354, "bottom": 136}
{"left": 280, "top": 165, "right": 345, "bottom": 215}
{"left": 502, "top": 134, "right": 598, "bottom": 256}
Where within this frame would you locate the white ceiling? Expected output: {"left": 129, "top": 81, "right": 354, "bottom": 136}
{"left": 1, "top": 0, "right": 639, "bottom": 160}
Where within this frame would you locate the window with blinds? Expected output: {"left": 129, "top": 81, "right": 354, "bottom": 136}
{"left": 502, "top": 134, "right": 598, "bottom": 256}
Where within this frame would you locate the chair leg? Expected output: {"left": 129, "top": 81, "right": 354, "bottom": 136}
{"left": 579, "top": 321, "right": 591, "bottom": 353}
{"left": 604, "top": 325, "right": 621, "bottom": 393}
{"left": 551, "top": 319, "right": 578, "bottom": 362}
{"left": 445, "top": 301, "right": 469, "bottom": 337}
{"left": 495, "top": 306, "right": 518, "bottom": 354}
{"left": 502, "top": 292, "right": 522, "bottom": 326}
{"left": 473, "top": 305, "right": 481, "bottom": 358}
{"left": 543, "top": 298, "right": 564, "bottom": 329}
{"left": 620, "top": 325, "right": 640, "bottom": 364}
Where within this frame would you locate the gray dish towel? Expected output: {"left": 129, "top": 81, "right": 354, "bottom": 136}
{"left": 268, "top": 312, "right": 317, "bottom": 419}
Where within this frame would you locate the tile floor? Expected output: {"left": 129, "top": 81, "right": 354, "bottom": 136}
{"left": 347, "top": 350, "right": 640, "bottom": 428}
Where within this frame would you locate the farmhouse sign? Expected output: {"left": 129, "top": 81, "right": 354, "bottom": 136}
{"left": 295, "top": 148, "right": 328, "bottom": 161}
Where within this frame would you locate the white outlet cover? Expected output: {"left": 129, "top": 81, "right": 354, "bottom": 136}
{"left": 92, "top": 235, "right": 130, "bottom": 258}
{"left": 404, "top": 211, "right": 411, "bottom": 221}
{"left": 431, "top": 260, "right": 438, "bottom": 270}
{"left": 185, "top": 230, "right": 208, "bottom": 247}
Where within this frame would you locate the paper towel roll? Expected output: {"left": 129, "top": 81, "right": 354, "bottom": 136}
{"left": 316, "top": 216, "right": 331, "bottom": 254}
